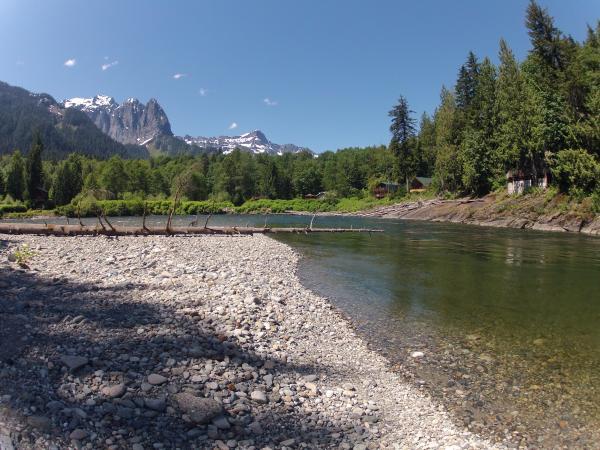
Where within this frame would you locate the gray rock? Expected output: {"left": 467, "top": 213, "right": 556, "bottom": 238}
{"left": 250, "top": 390, "right": 268, "bottom": 403}
{"left": 212, "top": 415, "right": 231, "bottom": 430}
{"left": 172, "top": 393, "right": 223, "bottom": 425}
{"left": 27, "top": 415, "right": 51, "bottom": 431}
{"left": 69, "top": 429, "right": 88, "bottom": 440}
{"left": 264, "top": 374, "right": 273, "bottom": 388}
{"left": 145, "top": 397, "right": 166, "bottom": 412}
{"left": 147, "top": 374, "right": 167, "bottom": 385}
{"left": 102, "top": 383, "right": 126, "bottom": 398}
{"left": 60, "top": 355, "right": 88, "bottom": 371}
{"left": 248, "top": 421, "right": 263, "bottom": 435}
{"left": 46, "top": 401, "right": 64, "bottom": 412}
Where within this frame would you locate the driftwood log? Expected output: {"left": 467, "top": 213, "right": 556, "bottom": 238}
{"left": 0, "top": 223, "right": 383, "bottom": 236}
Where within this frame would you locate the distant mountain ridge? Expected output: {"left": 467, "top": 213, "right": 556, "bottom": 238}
{"left": 183, "top": 130, "right": 311, "bottom": 156}
{"left": 0, "top": 80, "right": 311, "bottom": 159}
{"left": 0, "top": 81, "right": 147, "bottom": 159}
{"left": 63, "top": 94, "right": 312, "bottom": 156}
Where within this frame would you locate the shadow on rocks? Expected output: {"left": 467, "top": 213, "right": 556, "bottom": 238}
{"left": 0, "top": 263, "right": 352, "bottom": 449}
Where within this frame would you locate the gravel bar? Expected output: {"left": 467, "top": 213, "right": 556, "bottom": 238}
{"left": 0, "top": 234, "right": 503, "bottom": 449}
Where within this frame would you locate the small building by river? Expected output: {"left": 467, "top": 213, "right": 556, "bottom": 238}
{"left": 506, "top": 170, "right": 549, "bottom": 195}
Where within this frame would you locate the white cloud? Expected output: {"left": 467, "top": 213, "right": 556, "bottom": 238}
{"left": 228, "top": 122, "right": 238, "bottom": 130}
{"left": 173, "top": 73, "right": 187, "bottom": 80}
{"left": 101, "top": 60, "right": 119, "bottom": 71}
{"left": 16, "top": 60, "right": 25, "bottom": 66}
{"left": 263, "top": 97, "right": 278, "bottom": 106}
{"left": 198, "top": 88, "right": 208, "bottom": 97}
{"left": 64, "top": 58, "right": 76, "bottom": 67}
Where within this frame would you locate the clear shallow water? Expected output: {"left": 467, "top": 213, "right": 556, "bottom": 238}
{"left": 4, "top": 214, "right": 600, "bottom": 444}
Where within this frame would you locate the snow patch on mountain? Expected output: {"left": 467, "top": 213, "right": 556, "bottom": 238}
{"left": 183, "top": 130, "right": 311, "bottom": 156}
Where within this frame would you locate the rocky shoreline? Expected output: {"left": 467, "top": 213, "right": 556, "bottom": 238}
{"left": 0, "top": 234, "right": 502, "bottom": 449}
{"left": 344, "top": 197, "right": 600, "bottom": 236}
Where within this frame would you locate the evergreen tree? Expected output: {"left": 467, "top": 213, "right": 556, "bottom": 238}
{"left": 416, "top": 112, "right": 436, "bottom": 176}
{"left": 25, "top": 134, "right": 44, "bottom": 202}
{"left": 5, "top": 150, "right": 26, "bottom": 200}
{"left": 455, "top": 51, "right": 480, "bottom": 111}
{"left": 460, "top": 57, "right": 498, "bottom": 194}
{"left": 51, "top": 154, "right": 83, "bottom": 206}
{"left": 495, "top": 39, "right": 527, "bottom": 172}
{"left": 0, "top": 166, "right": 5, "bottom": 197}
{"left": 433, "top": 87, "right": 463, "bottom": 192}
{"left": 525, "top": 0, "right": 563, "bottom": 71}
{"left": 388, "top": 95, "right": 417, "bottom": 190}
{"left": 99, "top": 156, "right": 128, "bottom": 197}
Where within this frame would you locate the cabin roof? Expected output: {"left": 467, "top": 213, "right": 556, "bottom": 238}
{"left": 415, "top": 176, "right": 433, "bottom": 186}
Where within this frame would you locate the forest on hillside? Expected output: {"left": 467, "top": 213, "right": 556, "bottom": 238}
{"left": 0, "top": 1, "right": 598, "bottom": 213}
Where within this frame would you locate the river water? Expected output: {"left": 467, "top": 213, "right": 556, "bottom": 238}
{"left": 4, "top": 214, "right": 600, "bottom": 446}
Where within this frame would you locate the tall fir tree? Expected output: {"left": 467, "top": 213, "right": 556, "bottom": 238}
{"left": 25, "top": 133, "right": 44, "bottom": 203}
{"left": 388, "top": 95, "right": 417, "bottom": 190}
{"left": 455, "top": 51, "right": 480, "bottom": 111}
{"left": 525, "top": 0, "right": 563, "bottom": 71}
{"left": 51, "top": 153, "right": 83, "bottom": 205}
{"left": 495, "top": 39, "right": 528, "bottom": 172}
{"left": 6, "top": 150, "right": 26, "bottom": 201}
{"left": 461, "top": 57, "right": 498, "bottom": 195}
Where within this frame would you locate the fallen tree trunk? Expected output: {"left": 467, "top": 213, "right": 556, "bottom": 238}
{"left": 0, "top": 223, "right": 383, "bottom": 236}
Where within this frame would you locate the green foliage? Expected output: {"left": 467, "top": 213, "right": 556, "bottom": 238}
{"left": 549, "top": 149, "right": 600, "bottom": 194}
{"left": 51, "top": 153, "right": 83, "bottom": 205}
{"left": 0, "top": 203, "right": 27, "bottom": 215}
{"left": 56, "top": 199, "right": 234, "bottom": 218}
{"left": 10, "top": 244, "right": 36, "bottom": 267}
{"left": 591, "top": 190, "right": 600, "bottom": 214}
{"left": 25, "top": 133, "right": 44, "bottom": 203}
{"left": 5, "top": 150, "right": 26, "bottom": 200}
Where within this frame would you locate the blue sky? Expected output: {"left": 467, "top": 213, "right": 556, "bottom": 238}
{"left": 0, "top": 1, "right": 598, "bottom": 152}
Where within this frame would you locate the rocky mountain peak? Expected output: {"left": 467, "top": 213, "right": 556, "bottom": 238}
{"left": 62, "top": 96, "right": 173, "bottom": 145}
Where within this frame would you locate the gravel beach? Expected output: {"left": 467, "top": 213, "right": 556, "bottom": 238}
{"left": 0, "top": 234, "right": 501, "bottom": 449}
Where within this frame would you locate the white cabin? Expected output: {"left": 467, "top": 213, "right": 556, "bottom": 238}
{"left": 506, "top": 170, "right": 549, "bottom": 195}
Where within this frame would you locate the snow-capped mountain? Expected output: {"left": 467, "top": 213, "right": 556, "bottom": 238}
{"left": 63, "top": 94, "right": 311, "bottom": 156}
{"left": 62, "top": 95, "right": 172, "bottom": 146}
{"left": 183, "top": 130, "right": 311, "bottom": 155}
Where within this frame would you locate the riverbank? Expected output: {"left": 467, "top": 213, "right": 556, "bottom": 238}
{"left": 0, "top": 234, "right": 501, "bottom": 449}
{"left": 348, "top": 192, "right": 600, "bottom": 236}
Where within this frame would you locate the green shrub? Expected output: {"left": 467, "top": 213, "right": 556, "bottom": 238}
{"left": 0, "top": 204, "right": 27, "bottom": 215}
{"left": 56, "top": 199, "right": 234, "bottom": 217}
{"left": 550, "top": 149, "right": 600, "bottom": 195}
{"left": 592, "top": 191, "right": 600, "bottom": 214}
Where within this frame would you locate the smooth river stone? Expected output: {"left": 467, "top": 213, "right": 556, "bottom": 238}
{"left": 60, "top": 355, "right": 88, "bottom": 371}
{"left": 172, "top": 393, "right": 223, "bottom": 424}
{"left": 147, "top": 374, "right": 167, "bottom": 385}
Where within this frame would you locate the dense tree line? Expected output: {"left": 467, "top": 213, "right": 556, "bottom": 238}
{"left": 397, "top": 1, "right": 600, "bottom": 197}
{"left": 0, "top": 1, "right": 598, "bottom": 210}
{"left": 0, "top": 145, "right": 395, "bottom": 207}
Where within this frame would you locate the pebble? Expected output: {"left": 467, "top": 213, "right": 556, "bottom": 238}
{"left": 102, "top": 383, "right": 126, "bottom": 398}
{"left": 60, "top": 355, "right": 89, "bottom": 371}
{"left": 147, "top": 374, "right": 167, "bottom": 385}
{"left": 250, "top": 390, "right": 268, "bottom": 403}
{"left": 69, "top": 429, "right": 88, "bottom": 440}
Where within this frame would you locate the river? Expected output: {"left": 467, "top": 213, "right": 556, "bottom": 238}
{"left": 4, "top": 214, "right": 600, "bottom": 446}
